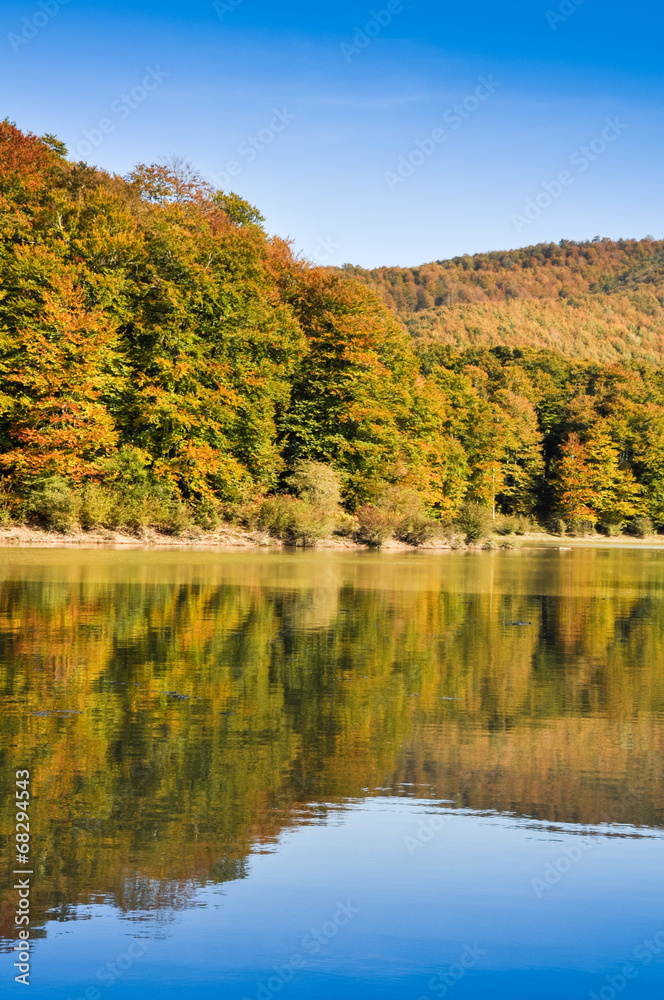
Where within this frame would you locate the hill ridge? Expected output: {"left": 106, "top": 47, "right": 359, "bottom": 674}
{"left": 340, "top": 237, "right": 664, "bottom": 363}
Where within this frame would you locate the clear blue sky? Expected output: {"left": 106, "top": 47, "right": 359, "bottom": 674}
{"left": 3, "top": 0, "right": 662, "bottom": 267}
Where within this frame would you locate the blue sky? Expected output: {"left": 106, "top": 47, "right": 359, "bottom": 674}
{"left": 2, "top": 0, "right": 663, "bottom": 267}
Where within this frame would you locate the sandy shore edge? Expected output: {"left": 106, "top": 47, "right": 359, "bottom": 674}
{"left": 0, "top": 526, "right": 663, "bottom": 551}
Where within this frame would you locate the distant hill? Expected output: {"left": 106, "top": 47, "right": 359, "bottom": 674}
{"left": 341, "top": 238, "right": 664, "bottom": 363}
{"left": 3, "top": 120, "right": 664, "bottom": 534}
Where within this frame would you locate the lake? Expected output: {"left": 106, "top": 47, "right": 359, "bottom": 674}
{"left": 1, "top": 546, "right": 663, "bottom": 999}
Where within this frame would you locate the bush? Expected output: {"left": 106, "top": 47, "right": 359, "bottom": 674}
{"left": 22, "top": 476, "right": 81, "bottom": 532}
{"left": 354, "top": 505, "right": 398, "bottom": 547}
{"left": 358, "top": 485, "right": 438, "bottom": 546}
{"left": 498, "top": 514, "right": 536, "bottom": 535}
{"left": 79, "top": 482, "right": 119, "bottom": 529}
{"left": 515, "top": 515, "right": 535, "bottom": 535}
{"left": 191, "top": 497, "right": 225, "bottom": 532}
{"left": 398, "top": 516, "right": 437, "bottom": 545}
{"left": 455, "top": 503, "right": 493, "bottom": 543}
{"left": 257, "top": 495, "right": 299, "bottom": 537}
{"left": 92, "top": 448, "right": 191, "bottom": 533}
{"left": 626, "top": 516, "right": 654, "bottom": 538}
{"left": 333, "top": 511, "right": 359, "bottom": 537}
{"left": 257, "top": 495, "right": 333, "bottom": 546}
{"left": 287, "top": 460, "right": 343, "bottom": 512}
{"left": 547, "top": 517, "right": 567, "bottom": 536}
{"left": 597, "top": 521, "right": 622, "bottom": 537}
{"left": 19, "top": 460, "right": 196, "bottom": 535}
{"left": 384, "top": 487, "right": 437, "bottom": 545}
{"left": 79, "top": 484, "right": 185, "bottom": 533}
{"left": 0, "top": 483, "right": 14, "bottom": 526}
{"left": 568, "top": 518, "right": 595, "bottom": 537}
{"left": 256, "top": 460, "right": 344, "bottom": 544}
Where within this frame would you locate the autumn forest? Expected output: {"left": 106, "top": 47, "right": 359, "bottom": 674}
{"left": 3, "top": 121, "right": 664, "bottom": 540}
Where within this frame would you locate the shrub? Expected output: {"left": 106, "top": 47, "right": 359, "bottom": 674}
{"left": 333, "top": 511, "right": 359, "bottom": 537}
{"left": 597, "top": 521, "right": 622, "bottom": 537}
{"left": 515, "top": 515, "right": 534, "bottom": 535}
{"left": 257, "top": 495, "right": 299, "bottom": 537}
{"left": 398, "top": 516, "right": 437, "bottom": 545}
{"left": 191, "top": 496, "right": 225, "bottom": 532}
{"left": 547, "top": 517, "right": 567, "bottom": 536}
{"left": 0, "top": 483, "right": 14, "bottom": 526}
{"left": 22, "top": 476, "right": 81, "bottom": 532}
{"left": 91, "top": 448, "right": 191, "bottom": 533}
{"left": 167, "top": 501, "right": 193, "bottom": 536}
{"left": 287, "top": 460, "right": 343, "bottom": 512}
{"left": 356, "top": 485, "right": 438, "bottom": 546}
{"left": 80, "top": 482, "right": 119, "bottom": 529}
{"left": 498, "top": 514, "right": 535, "bottom": 535}
{"left": 455, "top": 503, "right": 493, "bottom": 543}
{"left": 382, "top": 486, "right": 437, "bottom": 545}
{"left": 260, "top": 460, "right": 345, "bottom": 544}
{"left": 257, "top": 494, "right": 333, "bottom": 546}
{"left": 354, "top": 505, "right": 398, "bottom": 547}
{"left": 568, "top": 518, "right": 595, "bottom": 537}
{"left": 626, "top": 516, "right": 654, "bottom": 538}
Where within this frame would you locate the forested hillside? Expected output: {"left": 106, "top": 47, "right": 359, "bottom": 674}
{"left": 343, "top": 238, "right": 664, "bottom": 363}
{"left": 2, "top": 120, "right": 664, "bottom": 539}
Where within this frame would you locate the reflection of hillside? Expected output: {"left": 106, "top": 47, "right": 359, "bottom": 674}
{"left": 0, "top": 549, "right": 663, "bottom": 945}
{"left": 395, "top": 717, "right": 664, "bottom": 828}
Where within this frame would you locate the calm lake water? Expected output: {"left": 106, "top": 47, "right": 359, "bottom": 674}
{"left": 1, "top": 546, "right": 663, "bottom": 999}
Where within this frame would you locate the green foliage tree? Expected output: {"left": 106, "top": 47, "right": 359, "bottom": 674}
{"left": 3, "top": 121, "right": 664, "bottom": 537}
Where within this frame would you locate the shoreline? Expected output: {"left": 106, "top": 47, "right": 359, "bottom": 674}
{"left": 1, "top": 525, "right": 664, "bottom": 552}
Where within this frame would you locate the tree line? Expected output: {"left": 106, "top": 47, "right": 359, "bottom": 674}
{"left": 1, "top": 121, "right": 663, "bottom": 540}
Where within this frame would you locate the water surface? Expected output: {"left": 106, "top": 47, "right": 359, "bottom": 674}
{"left": 0, "top": 547, "right": 663, "bottom": 998}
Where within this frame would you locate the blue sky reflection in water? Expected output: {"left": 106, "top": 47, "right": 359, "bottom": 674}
{"left": 17, "top": 804, "right": 664, "bottom": 999}
{"left": 0, "top": 548, "right": 663, "bottom": 998}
